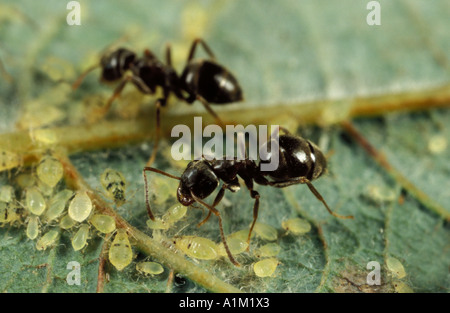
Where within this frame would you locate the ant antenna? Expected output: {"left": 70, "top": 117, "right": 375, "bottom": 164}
{"left": 143, "top": 167, "right": 181, "bottom": 221}
{"left": 72, "top": 64, "right": 100, "bottom": 90}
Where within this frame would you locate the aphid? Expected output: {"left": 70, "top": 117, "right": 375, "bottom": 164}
{"left": 143, "top": 128, "right": 353, "bottom": 266}
{"left": 15, "top": 173, "right": 36, "bottom": 189}
{"left": 59, "top": 214, "right": 76, "bottom": 230}
{"left": 136, "top": 261, "right": 164, "bottom": 276}
{"left": 253, "top": 222, "right": 278, "bottom": 242}
{"left": 36, "top": 230, "right": 59, "bottom": 251}
{"left": 44, "top": 189, "right": 74, "bottom": 222}
{"left": 68, "top": 190, "right": 93, "bottom": 222}
{"left": 386, "top": 257, "right": 406, "bottom": 279}
{"left": 0, "top": 150, "right": 21, "bottom": 172}
{"left": 90, "top": 214, "right": 116, "bottom": 234}
{"left": 36, "top": 155, "right": 63, "bottom": 188}
{"left": 72, "top": 224, "right": 90, "bottom": 251}
{"left": 254, "top": 243, "right": 281, "bottom": 258}
{"left": 108, "top": 229, "right": 133, "bottom": 271}
{"left": 0, "top": 185, "right": 14, "bottom": 203}
{"left": 25, "top": 187, "right": 46, "bottom": 216}
{"left": 173, "top": 236, "right": 218, "bottom": 260}
{"left": 0, "top": 201, "right": 22, "bottom": 224}
{"left": 26, "top": 216, "right": 40, "bottom": 240}
{"left": 281, "top": 217, "right": 311, "bottom": 235}
{"left": 146, "top": 218, "right": 169, "bottom": 230}
{"left": 253, "top": 258, "right": 279, "bottom": 278}
{"left": 393, "top": 281, "right": 413, "bottom": 293}
{"left": 100, "top": 168, "right": 126, "bottom": 206}
{"left": 217, "top": 237, "right": 248, "bottom": 257}
{"left": 161, "top": 203, "right": 187, "bottom": 225}
{"left": 73, "top": 38, "right": 243, "bottom": 165}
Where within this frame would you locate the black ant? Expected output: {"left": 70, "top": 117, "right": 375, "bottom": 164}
{"left": 143, "top": 128, "right": 353, "bottom": 266}
{"left": 72, "top": 38, "right": 243, "bottom": 165}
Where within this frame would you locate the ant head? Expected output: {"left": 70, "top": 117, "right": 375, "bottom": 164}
{"left": 100, "top": 48, "right": 136, "bottom": 82}
{"left": 182, "top": 60, "right": 243, "bottom": 104}
{"left": 259, "top": 134, "right": 327, "bottom": 181}
{"left": 177, "top": 160, "right": 219, "bottom": 206}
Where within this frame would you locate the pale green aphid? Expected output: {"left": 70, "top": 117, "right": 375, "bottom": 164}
{"left": 228, "top": 229, "right": 254, "bottom": 242}
{"left": 36, "top": 230, "right": 59, "bottom": 251}
{"left": 217, "top": 237, "right": 248, "bottom": 257}
{"left": 0, "top": 201, "right": 21, "bottom": 224}
{"left": 0, "top": 150, "right": 21, "bottom": 172}
{"left": 109, "top": 229, "right": 133, "bottom": 271}
{"left": 253, "top": 258, "right": 279, "bottom": 277}
{"left": 253, "top": 222, "right": 278, "bottom": 241}
{"left": 36, "top": 155, "right": 64, "bottom": 188}
{"left": 25, "top": 187, "right": 46, "bottom": 216}
{"left": 72, "top": 224, "right": 90, "bottom": 251}
{"left": 386, "top": 257, "right": 406, "bottom": 279}
{"left": 162, "top": 204, "right": 187, "bottom": 225}
{"left": 26, "top": 216, "right": 40, "bottom": 240}
{"left": 100, "top": 168, "right": 126, "bottom": 206}
{"left": 44, "top": 189, "right": 74, "bottom": 221}
{"left": 281, "top": 218, "right": 311, "bottom": 235}
{"left": 0, "top": 185, "right": 14, "bottom": 203}
{"left": 254, "top": 243, "right": 281, "bottom": 258}
{"left": 136, "top": 261, "right": 164, "bottom": 276}
{"left": 146, "top": 218, "right": 169, "bottom": 230}
{"left": 68, "top": 190, "right": 92, "bottom": 222}
{"left": 174, "top": 236, "right": 218, "bottom": 260}
{"left": 90, "top": 214, "right": 116, "bottom": 234}
{"left": 59, "top": 214, "right": 76, "bottom": 230}
{"left": 393, "top": 281, "right": 414, "bottom": 293}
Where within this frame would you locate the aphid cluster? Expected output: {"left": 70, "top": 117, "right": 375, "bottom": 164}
{"left": 0, "top": 156, "right": 165, "bottom": 275}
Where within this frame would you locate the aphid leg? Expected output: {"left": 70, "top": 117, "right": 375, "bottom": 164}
{"left": 143, "top": 167, "right": 181, "bottom": 221}
{"left": 190, "top": 192, "right": 240, "bottom": 266}
{"left": 72, "top": 64, "right": 100, "bottom": 90}
{"left": 196, "top": 95, "right": 225, "bottom": 128}
{"left": 146, "top": 98, "right": 163, "bottom": 166}
{"left": 197, "top": 185, "right": 226, "bottom": 227}
{"left": 187, "top": 38, "right": 216, "bottom": 62}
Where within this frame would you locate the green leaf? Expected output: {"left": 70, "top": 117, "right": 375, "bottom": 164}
{"left": 0, "top": 0, "right": 449, "bottom": 293}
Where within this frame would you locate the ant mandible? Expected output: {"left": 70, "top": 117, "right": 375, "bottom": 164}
{"left": 72, "top": 38, "right": 243, "bottom": 165}
{"left": 143, "top": 128, "right": 353, "bottom": 266}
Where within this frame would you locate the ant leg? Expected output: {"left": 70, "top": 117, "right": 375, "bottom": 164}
{"left": 196, "top": 95, "right": 225, "bottom": 128}
{"left": 187, "top": 38, "right": 216, "bottom": 62}
{"left": 268, "top": 178, "right": 353, "bottom": 219}
{"left": 165, "top": 43, "right": 172, "bottom": 67}
{"left": 102, "top": 75, "right": 153, "bottom": 117}
{"left": 146, "top": 98, "right": 164, "bottom": 166}
{"left": 243, "top": 179, "right": 260, "bottom": 250}
{"left": 304, "top": 181, "right": 353, "bottom": 219}
{"left": 143, "top": 166, "right": 181, "bottom": 220}
{"left": 72, "top": 64, "right": 99, "bottom": 90}
{"left": 190, "top": 192, "right": 240, "bottom": 266}
{"left": 197, "top": 185, "right": 226, "bottom": 227}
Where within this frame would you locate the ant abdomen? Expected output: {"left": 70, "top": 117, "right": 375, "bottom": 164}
{"left": 259, "top": 134, "right": 327, "bottom": 182}
{"left": 181, "top": 60, "right": 243, "bottom": 104}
